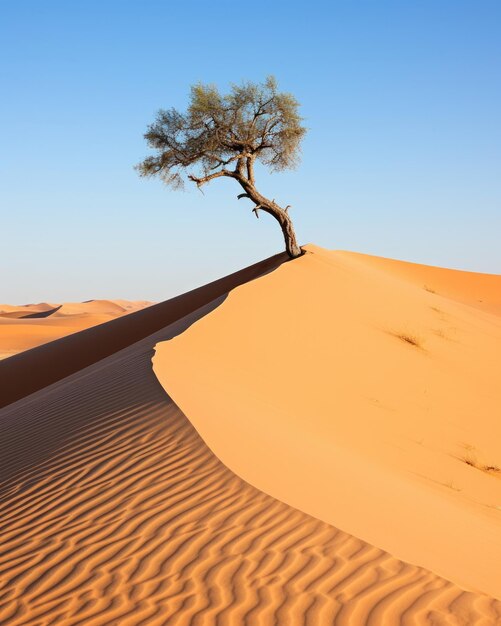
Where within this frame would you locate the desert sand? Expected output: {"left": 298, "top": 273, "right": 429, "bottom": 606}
{"left": 0, "top": 299, "right": 152, "bottom": 360}
{"left": 154, "top": 245, "right": 501, "bottom": 598}
{"left": 0, "top": 246, "right": 500, "bottom": 625}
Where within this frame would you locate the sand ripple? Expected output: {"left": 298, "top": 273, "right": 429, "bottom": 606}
{"left": 1, "top": 326, "right": 500, "bottom": 625}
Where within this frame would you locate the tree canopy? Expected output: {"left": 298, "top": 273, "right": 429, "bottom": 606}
{"left": 137, "top": 76, "right": 306, "bottom": 188}
{"left": 137, "top": 77, "right": 307, "bottom": 258}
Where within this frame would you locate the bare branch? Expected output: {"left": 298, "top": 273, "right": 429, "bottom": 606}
{"left": 252, "top": 204, "right": 262, "bottom": 218}
{"left": 188, "top": 170, "right": 233, "bottom": 186}
{"left": 208, "top": 154, "right": 241, "bottom": 170}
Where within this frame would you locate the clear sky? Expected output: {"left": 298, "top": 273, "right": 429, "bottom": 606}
{"left": 1, "top": 0, "right": 500, "bottom": 303}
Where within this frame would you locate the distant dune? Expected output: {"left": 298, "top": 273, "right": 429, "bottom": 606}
{"left": 0, "top": 246, "right": 500, "bottom": 625}
{"left": 0, "top": 299, "right": 152, "bottom": 360}
{"left": 0, "top": 302, "right": 57, "bottom": 319}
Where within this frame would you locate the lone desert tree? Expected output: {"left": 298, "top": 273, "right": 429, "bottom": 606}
{"left": 136, "top": 77, "right": 306, "bottom": 258}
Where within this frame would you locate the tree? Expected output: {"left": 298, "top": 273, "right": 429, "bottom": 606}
{"left": 136, "top": 76, "right": 307, "bottom": 258}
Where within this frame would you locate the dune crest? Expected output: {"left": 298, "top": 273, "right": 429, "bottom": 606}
{"left": 153, "top": 244, "right": 501, "bottom": 598}
{"left": 345, "top": 250, "right": 501, "bottom": 316}
{"left": 0, "top": 252, "right": 286, "bottom": 408}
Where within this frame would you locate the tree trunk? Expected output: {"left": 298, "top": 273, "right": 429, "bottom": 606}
{"left": 237, "top": 176, "right": 303, "bottom": 259}
{"left": 274, "top": 209, "right": 302, "bottom": 258}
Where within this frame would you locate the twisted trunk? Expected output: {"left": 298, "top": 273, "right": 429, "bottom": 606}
{"left": 237, "top": 174, "right": 302, "bottom": 259}
{"left": 189, "top": 157, "right": 303, "bottom": 259}
{"left": 270, "top": 206, "right": 302, "bottom": 258}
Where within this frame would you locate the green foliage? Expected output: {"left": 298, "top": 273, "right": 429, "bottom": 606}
{"left": 136, "top": 76, "right": 307, "bottom": 189}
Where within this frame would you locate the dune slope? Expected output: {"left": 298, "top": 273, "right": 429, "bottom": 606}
{"left": 349, "top": 251, "right": 501, "bottom": 316}
{"left": 1, "top": 304, "right": 500, "bottom": 624}
{"left": 153, "top": 244, "right": 501, "bottom": 598}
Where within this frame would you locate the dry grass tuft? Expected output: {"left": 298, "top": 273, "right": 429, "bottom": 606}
{"left": 461, "top": 457, "right": 501, "bottom": 475}
{"left": 393, "top": 332, "right": 423, "bottom": 348}
{"left": 459, "top": 444, "right": 500, "bottom": 476}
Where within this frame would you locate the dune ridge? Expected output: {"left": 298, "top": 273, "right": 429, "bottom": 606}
{"left": 1, "top": 304, "right": 500, "bottom": 624}
{"left": 0, "top": 250, "right": 286, "bottom": 407}
{"left": 346, "top": 251, "right": 501, "bottom": 316}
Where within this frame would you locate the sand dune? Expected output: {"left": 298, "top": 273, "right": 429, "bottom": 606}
{"left": 0, "top": 299, "right": 153, "bottom": 361}
{"left": 154, "top": 244, "right": 501, "bottom": 598}
{"left": 0, "top": 303, "right": 56, "bottom": 319}
{"left": 1, "top": 246, "right": 500, "bottom": 624}
{"left": 1, "top": 296, "right": 500, "bottom": 624}
{"left": 52, "top": 299, "right": 150, "bottom": 317}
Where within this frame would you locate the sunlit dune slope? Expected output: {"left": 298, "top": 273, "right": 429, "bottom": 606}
{"left": 154, "top": 244, "right": 501, "bottom": 598}
{"left": 1, "top": 294, "right": 499, "bottom": 624}
{"left": 0, "top": 299, "right": 153, "bottom": 360}
{"left": 348, "top": 251, "right": 501, "bottom": 316}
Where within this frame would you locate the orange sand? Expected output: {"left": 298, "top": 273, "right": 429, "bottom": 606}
{"left": 0, "top": 299, "right": 152, "bottom": 360}
{"left": 1, "top": 246, "right": 500, "bottom": 624}
{"left": 154, "top": 244, "right": 501, "bottom": 598}
{"left": 1, "top": 293, "right": 499, "bottom": 624}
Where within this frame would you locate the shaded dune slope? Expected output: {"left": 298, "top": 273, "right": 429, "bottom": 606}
{"left": 0, "top": 252, "right": 286, "bottom": 409}
{"left": 1, "top": 314, "right": 500, "bottom": 625}
{"left": 18, "top": 305, "right": 62, "bottom": 319}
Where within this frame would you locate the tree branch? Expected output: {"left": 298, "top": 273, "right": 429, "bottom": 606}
{"left": 207, "top": 154, "right": 240, "bottom": 171}
{"left": 188, "top": 170, "right": 234, "bottom": 186}
{"left": 252, "top": 204, "right": 262, "bottom": 218}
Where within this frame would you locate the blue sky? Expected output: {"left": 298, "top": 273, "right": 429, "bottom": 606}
{"left": 1, "top": 1, "right": 500, "bottom": 303}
